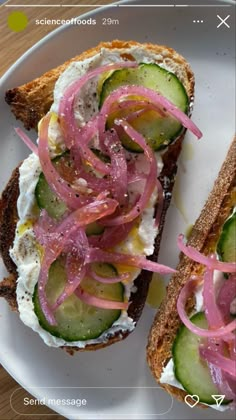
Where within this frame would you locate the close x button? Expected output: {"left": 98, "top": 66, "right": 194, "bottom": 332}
{"left": 217, "top": 15, "right": 231, "bottom": 29}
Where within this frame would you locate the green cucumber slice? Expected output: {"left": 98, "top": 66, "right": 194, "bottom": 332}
{"left": 100, "top": 63, "right": 189, "bottom": 152}
{"left": 35, "top": 171, "right": 67, "bottom": 220}
{"left": 35, "top": 152, "right": 70, "bottom": 220}
{"left": 92, "top": 262, "right": 118, "bottom": 277}
{"left": 173, "top": 312, "right": 229, "bottom": 405}
{"left": 33, "top": 260, "right": 124, "bottom": 341}
{"left": 85, "top": 222, "right": 105, "bottom": 236}
{"left": 217, "top": 212, "right": 236, "bottom": 263}
{"left": 35, "top": 153, "right": 105, "bottom": 236}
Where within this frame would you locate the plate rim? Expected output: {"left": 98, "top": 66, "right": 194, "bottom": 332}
{"left": 0, "top": 0, "right": 235, "bottom": 419}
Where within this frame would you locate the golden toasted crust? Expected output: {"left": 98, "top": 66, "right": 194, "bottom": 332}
{"left": 5, "top": 40, "right": 194, "bottom": 130}
{"left": 1, "top": 40, "right": 194, "bottom": 352}
{"left": 147, "top": 135, "right": 236, "bottom": 407}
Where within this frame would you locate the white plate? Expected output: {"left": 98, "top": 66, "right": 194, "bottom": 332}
{"left": 0, "top": 0, "right": 235, "bottom": 419}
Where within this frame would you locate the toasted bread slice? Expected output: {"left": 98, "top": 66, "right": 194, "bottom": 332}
{"left": 5, "top": 40, "right": 194, "bottom": 130}
{"left": 1, "top": 40, "right": 194, "bottom": 352}
{"left": 0, "top": 137, "right": 183, "bottom": 353}
{"left": 147, "top": 135, "right": 236, "bottom": 406}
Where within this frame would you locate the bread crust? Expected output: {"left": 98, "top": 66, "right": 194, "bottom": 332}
{"left": 1, "top": 40, "right": 194, "bottom": 352}
{"left": 0, "top": 166, "right": 20, "bottom": 275}
{"left": 5, "top": 40, "right": 194, "bottom": 130}
{"left": 147, "top": 135, "right": 236, "bottom": 407}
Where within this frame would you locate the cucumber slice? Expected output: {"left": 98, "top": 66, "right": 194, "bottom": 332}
{"left": 35, "top": 153, "right": 105, "bottom": 236}
{"left": 33, "top": 260, "right": 124, "bottom": 341}
{"left": 35, "top": 152, "right": 70, "bottom": 220}
{"left": 217, "top": 212, "right": 236, "bottom": 263}
{"left": 85, "top": 222, "right": 105, "bottom": 236}
{"left": 173, "top": 312, "right": 229, "bottom": 405}
{"left": 100, "top": 63, "right": 189, "bottom": 152}
{"left": 92, "top": 262, "right": 118, "bottom": 277}
{"left": 35, "top": 172, "right": 67, "bottom": 220}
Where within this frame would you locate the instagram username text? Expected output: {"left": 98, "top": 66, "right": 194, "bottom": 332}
{"left": 35, "top": 18, "right": 96, "bottom": 26}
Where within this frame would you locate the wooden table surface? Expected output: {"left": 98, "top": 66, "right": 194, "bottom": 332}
{"left": 0, "top": 1, "right": 114, "bottom": 418}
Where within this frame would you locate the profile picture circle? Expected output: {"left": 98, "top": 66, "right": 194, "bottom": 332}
{"left": 8, "top": 11, "right": 28, "bottom": 32}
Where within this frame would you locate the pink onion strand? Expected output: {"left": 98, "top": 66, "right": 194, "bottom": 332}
{"left": 15, "top": 128, "right": 38, "bottom": 155}
{"left": 74, "top": 287, "right": 129, "bottom": 310}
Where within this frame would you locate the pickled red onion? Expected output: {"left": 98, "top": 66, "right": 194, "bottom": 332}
{"left": 37, "top": 196, "right": 118, "bottom": 324}
{"left": 105, "top": 129, "right": 128, "bottom": 206}
{"left": 90, "top": 268, "right": 130, "bottom": 284}
{"left": 86, "top": 248, "right": 176, "bottom": 274}
{"left": 98, "top": 85, "right": 202, "bottom": 140}
{"left": 15, "top": 128, "right": 38, "bottom": 155}
{"left": 53, "top": 194, "right": 117, "bottom": 242}
{"left": 127, "top": 103, "right": 166, "bottom": 121}
{"left": 74, "top": 287, "right": 129, "bottom": 310}
{"left": 101, "top": 120, "right": 157, "bottom": 225}
{"left": 58, "top": 61, "right": 137, "bottom": 149}
{"left": 38, "top": 255, "right": 57, "bottom": 325}
{"left": 70, "top": 134, "right": 110, "bottom": 176}
{"left": 127, "top": 171, "right": 147, "bottom": 185}
{"left": 88, "top": 222, "right": 134, "bottom": 249}
{"left": 203, "top": 266, "right": 224, "bottom": 329}
{"left": 199, "top": 347, "right": 236, "bottom": 377}
{"left": 217, "top": 275, "right": 236, "bottom": 322}
{"left": 209, "top": 360, "right": 236, "bottom": 401}
{"left": 178, "top": 234, "right": 236, "bottom": 273}
{"left": 34, "top": 59, "right": 203, "bottom": 316}
{"left": 33, "top": 209, "right": 58, "bottom": 246}
{"left": 203, "top": 336, "right": 236, "bottom": 401}
{"left": 69, "top": 149, "right": 111, "bottom": 193}
{"left": 176, "top": 232, "right": 236, "bottom": 400}
{"left": 52, "top": 229, "right": 88, "bottom": 310}
{"left": 38, "top": 114, "right": 91, "bottom": 209}
{"left": 177, "top": 277, "right": 236, "bottom": 338}
{"left": 52, "top": 258, "right": 87, "bottom": 311}
{"left": 109, "top": 99, "right": 166, "bottom": 119}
